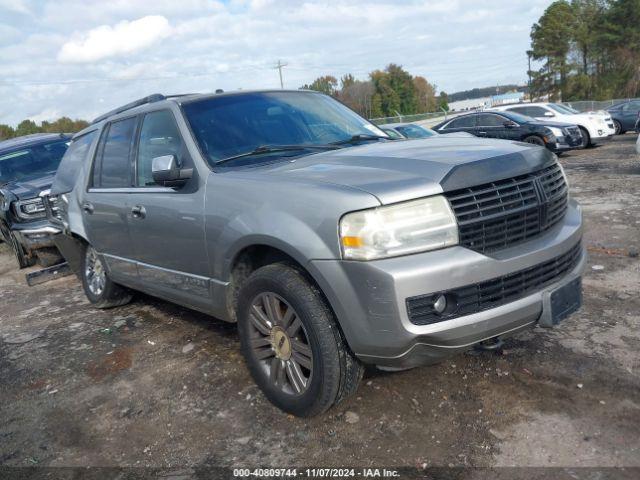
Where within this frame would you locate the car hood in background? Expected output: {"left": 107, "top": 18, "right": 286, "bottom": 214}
{"left": 0, "top": 172, "right": 55, "bottom": 200}
{"left": 237, "top": 136, "right": 555, "bottom": 205}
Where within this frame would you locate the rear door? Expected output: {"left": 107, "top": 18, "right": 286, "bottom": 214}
{"left": 125, "top": 109, "right": 210, "bottom": 310}
{"left": 82, "top": 116, "right": 139, "bottom": 282}
{"left": 475, "top": 113, "right": 513, "bottom": 140}
{"left": 440, "top": 115, "right": 477, "bottom": 134}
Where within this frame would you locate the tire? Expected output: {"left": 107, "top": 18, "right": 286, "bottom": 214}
{"left": 36, "top": 247, "right": 64, "bottom": 268}
{"left": 80, "top": 243, "right": 132, "bottom": 309}
{"left": 579, "top": 127, "right": 591, "bottom": 148}
{"left": 524, "top": 135, "right": 545, "bottom": 147}
{"left": 613, "top": 120, "right": 624, "bottom": 135}
{"left": 0, "top": 221, "right": 34, "bottom": 269}
{"left": 237, "top": 263, "right": 363, "bottom": 417}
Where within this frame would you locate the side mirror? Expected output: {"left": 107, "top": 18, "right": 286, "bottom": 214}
{"left": 544, "top": 111, "right": 555, "bottom": 117}
{"left": 152, "top": 155, "right": 193, "bottom": 188}
{"left": 503, "top": 121, "right": 518, "bottom": 128}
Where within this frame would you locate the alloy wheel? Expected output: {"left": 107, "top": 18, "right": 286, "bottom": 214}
{"left": 85, "top": 247, "right": 106, "bottom": 296}
{"left": 248, "top": 292, "right": 313, "bottom": 395}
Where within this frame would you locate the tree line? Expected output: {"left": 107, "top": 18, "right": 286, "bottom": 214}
{"left": 301, "top": 64, "right": 449, "bottom": 118}
{"left": 0, "top": 117, "right": 89, "bottom": 141}
{"left": 529, "top": 0, "right": 640, "bottom": 101}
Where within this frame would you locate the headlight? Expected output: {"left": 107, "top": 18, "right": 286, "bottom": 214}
{"left": 15, "top": 197, "right": 46, "bottom": 220}
{"left": 339, "top": 195, "right": 459, "bottom": 260}
{"left": 549, "top": 127, "right": 564, "bottom": 137}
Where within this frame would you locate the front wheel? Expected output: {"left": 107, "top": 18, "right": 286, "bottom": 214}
{"left": 80, "top": 244, "right": 132, "bottom": 308}
{"left": 613, "top": 120, "right": 623, "bottom": 135}
{"left": 237, "top": 264, "right": 363, "bottom": 417}
{"left": 579, "top": 127, "right": 591, "bottom": 148}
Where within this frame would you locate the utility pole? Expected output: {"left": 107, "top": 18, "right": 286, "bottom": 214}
{"left": 273, "top": 60, "right": 287, "bottom": 89}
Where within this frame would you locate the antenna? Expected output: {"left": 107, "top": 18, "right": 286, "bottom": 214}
{"left": 273, "top": 60, "right": 288, "bottom": 89}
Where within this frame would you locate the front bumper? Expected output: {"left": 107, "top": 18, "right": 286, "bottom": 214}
{"left": 12, "top": 220, "right": 60, "bottom": 251}
{"left": 309, "top": 199, "right": 584, "bottom": 368}
{"left": 553, "top": 134, "right": 582, "bottom": 151}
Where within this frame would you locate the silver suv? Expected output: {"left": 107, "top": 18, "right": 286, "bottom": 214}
{"left": 49, "top": 90, "right": 585, "bottom": 417}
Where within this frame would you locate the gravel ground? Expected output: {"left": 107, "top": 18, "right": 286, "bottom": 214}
{"left": 0, "top": 135, "right": 638, "bottom": 474}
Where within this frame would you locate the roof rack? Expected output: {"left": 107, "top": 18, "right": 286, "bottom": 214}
{"left": 91, "top": 93, "right": 166, "bottom": 124}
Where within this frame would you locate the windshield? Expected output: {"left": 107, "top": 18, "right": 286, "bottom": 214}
{"left": 396, "top": 124, "right": 436, "bottom": 138}
{"left": 548, "top": 103, "right": 576, "bottom": 114}
{"left": 0, "top": 139, "right": 69, "bottom": 185}
{"left": 183, "top": 91, "right": 387, "bottom": 166}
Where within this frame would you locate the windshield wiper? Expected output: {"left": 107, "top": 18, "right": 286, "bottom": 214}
{"left": 215, "top": 144, "right": 341, "bottom": 165}
{"left": 331, "top": 134, "right": 388, "bottom": 145}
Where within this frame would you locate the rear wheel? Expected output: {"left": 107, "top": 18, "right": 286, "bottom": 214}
{"left": 80, "top": 244, "right": 132, "bottom": 308}
{"left": 524, "top": 135, "right": 545, "bottom": 147}
{"left": 237, "top": 263, "right": 363, "bottom": 417}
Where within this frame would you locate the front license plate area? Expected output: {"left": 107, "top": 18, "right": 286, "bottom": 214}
{"left": 549, "top": 277, "right": 582, "bottom": 325}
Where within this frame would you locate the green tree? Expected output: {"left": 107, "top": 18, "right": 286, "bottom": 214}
{"left": 437, "top": 92, "right": 449, "bottom": 112}
{"left": 15, "top": 119, "right": 41, "bottom": 137}
{"left": 301, "top": 75, "right": 338, "bottom": 96}
{"left": 0, "top": 124, "right": 15, "bottom": 140}
{"left": 530, "top": 0, "right": 574, "bottom": 100}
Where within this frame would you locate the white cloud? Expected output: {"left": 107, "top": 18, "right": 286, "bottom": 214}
{"left": 0, "top": 0, "right": 30, "bottom": 14}
{"left": 57, "top": 15, "right": 172, "bottom": 63}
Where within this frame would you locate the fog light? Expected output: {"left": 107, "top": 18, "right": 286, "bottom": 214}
{"left": 433, "top": 294, "right": 447, "bottom": 314}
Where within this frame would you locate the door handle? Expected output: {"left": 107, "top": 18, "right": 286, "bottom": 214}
{"left": 131, "top": 205, "right": 146, "bottom": 219}
{"left": 477, "top": 131, "right": 487, "bottom": 136}
{"left": 82, "top": 202, "right": 94, "bottom": 214}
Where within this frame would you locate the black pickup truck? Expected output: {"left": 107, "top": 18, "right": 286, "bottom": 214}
{"left": 0, "top": 133, "right": 70, "bottom": 267}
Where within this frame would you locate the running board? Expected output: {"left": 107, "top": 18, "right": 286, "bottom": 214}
{"left": 26, "top": 262, "right": 72, "bottom": 286}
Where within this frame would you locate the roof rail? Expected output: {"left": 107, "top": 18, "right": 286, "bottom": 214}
{"left": 91, "top": 93, "right": 166, "bottom": 124}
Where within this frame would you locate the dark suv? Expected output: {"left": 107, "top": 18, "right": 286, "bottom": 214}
{"left": 607, "top": 100, "right": 640, "bottom": 134}
{"left": 0, "top": 133, "right": 70, "bottom": 267}
{"left": 50, "top": 91, "right": 584, "bottom": 417}
{"left": 433, "top": 111, "right": 583, "bottom": 152}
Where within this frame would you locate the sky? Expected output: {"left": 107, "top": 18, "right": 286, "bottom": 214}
{"left": 0, "top": 0, "right": 554, "bottom": 126}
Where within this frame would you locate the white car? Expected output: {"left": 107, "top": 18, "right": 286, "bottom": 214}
{"left": 490, "top": 102, "right": 615, "bottom": 148}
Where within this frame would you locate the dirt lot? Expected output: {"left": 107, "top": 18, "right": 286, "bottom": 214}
{"left": 1, "top": 136, "right": 639, "bottom": 473}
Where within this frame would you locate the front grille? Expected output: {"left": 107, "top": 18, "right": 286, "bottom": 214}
{"left": 406, "top": 240, "right": 582, "bottom": 326}
{"left": 445, "top": 163, "right": 568, "bottom": 253}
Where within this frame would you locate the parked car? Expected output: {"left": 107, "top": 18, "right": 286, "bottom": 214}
{"left": 636, "top": 132, "right": 640, "bottom": 155}
{"left": 432, "top": 110, "right": 583, "bottom": 152}
{"left": 607, "top": 99, "right": 640, "bottom": 135}
{"left": 50, "top": 90, "right": 585, "bottom": 417}
{"left": 491, "top": 102, "right": 615, "bottom": 147}
{"left": 0, "top": 133, "right": 70, "bottom": 267}
{"left": 380, "top": 122, "right": 475, "bottom": 139}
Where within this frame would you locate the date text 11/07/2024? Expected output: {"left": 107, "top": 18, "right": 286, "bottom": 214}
{"left": 232, "top": 468, "right": 400, "bottom": 477}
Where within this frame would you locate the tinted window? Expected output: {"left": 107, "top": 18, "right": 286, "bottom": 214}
{"left": 136, "top": 111, "right": 184, "bottom": 187}
{"left": 0, "top": 139, "right": 69, "bottom": 185}
{"left": 527, "top": 106, "right": 550, "bottom": 117}
{"left": 51, "top": 131, "right": 97, "bottom": 195}
{"left": 476, "top": 114, "right": 506, "bottom": 127}
{"left": 95, "top": 117, "right": 136, "bottom": 188}
{"left": 396, "top": 124, "right": 436, "bottom": 138}
{"left": 446, "top": 116, "right": 476, "bottom": 129}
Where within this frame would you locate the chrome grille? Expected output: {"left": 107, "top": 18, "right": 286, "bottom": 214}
{"left": 445, "top": 163, "right": 568, "bottom": 253}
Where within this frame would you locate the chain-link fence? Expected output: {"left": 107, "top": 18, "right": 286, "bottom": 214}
{"left": 369, "top": 111, "right": 449, "bottom": 126}
{"left": 561, "top": 98, "right": 639, "bottom": 112}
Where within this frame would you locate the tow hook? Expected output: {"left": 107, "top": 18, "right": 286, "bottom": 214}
{"left": 474, "top": 337, "right": 504, "bottom": 353}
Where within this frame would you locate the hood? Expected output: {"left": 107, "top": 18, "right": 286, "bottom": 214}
{"left": 0, "top": 172, "right": 55, "bottom": 200}
{"left": 228, "top": 136, "right": 555, "bottom": 205}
